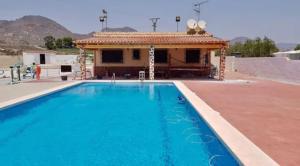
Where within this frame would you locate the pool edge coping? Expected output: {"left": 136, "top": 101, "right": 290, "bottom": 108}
{"left": 173, "top": 81, "right": 279, "bottom": 166}
{"left": 0, "top": 80, "right": 279, "bottom": 166}
{"left": 0, "top": 81, "right": 83, "bottom": 110}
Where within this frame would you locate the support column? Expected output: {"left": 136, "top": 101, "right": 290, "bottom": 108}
{"left": 167, "top": 52, "right": 171, "bottom": 78}
{"left": 149, "top": 46, "right": 155, "bottom": 80}
{"left": 206, "top": 49, "right": 211, "bottom": 76}
{"left": 219, "top": 47, "right": 226, "bottom": 80}
{"left": 79, "top": 48, "right": 87, "bottom": 80}
{"left": 93, "top": 50, "right": 97, "bottom": 78}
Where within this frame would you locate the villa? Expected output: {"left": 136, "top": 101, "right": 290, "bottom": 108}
{"left": 76, "top": 32, "right": 228, "bottom": 80}
{"left": 1, "top": 0, "right": 299, "bottom": 164}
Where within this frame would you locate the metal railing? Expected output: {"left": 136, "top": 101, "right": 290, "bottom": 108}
{"left": 111, "top": 73, "right": 116, "bottom": 83}
{"left": 0, "top": 70, "right": 4, "bottom": 76}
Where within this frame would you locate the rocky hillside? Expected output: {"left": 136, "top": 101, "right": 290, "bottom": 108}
{"left": 230, "top": 37, "right": 250, "bottom": 45}
{"left": 0, "top": 15, "right": 92, "bottom": 47}
{"left": 0, "top": 15, "right": 140, "bottom": 55}
{"left": 101, "top": 26, "right": 137, "bottom": 32}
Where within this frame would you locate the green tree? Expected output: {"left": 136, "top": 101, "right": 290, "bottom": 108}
{"left": 253, "top": 37, "right": 262, "bottom": 57}
{"left": 228, "top": 37, "right": 278, "bottom": 57}
{"left": 243, "top": 40, "right": 254, "bottom": 57}
{"left": 261, "top": 37, "right": 270, "bottom": 56}
{"left": 55, "top": 38, "right": 63, "bottom": 49}
{"left": 62, "top": 37, "right": 73, "bottom": 48}
{"left": 44, "top": 36, "right": 56, "bottom": 50}
{"left": 262, "top": 37, "right": 278, "bottom": 56}
{"left": 295, "top": 44, "right": 300, "bottom": 51}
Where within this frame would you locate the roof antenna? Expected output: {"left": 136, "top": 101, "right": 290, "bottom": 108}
{"left": 194, "top": 0, "right": 209, "bottom": 21}
{"left": 150, "top": 18, "right": 160, "bottom": 32}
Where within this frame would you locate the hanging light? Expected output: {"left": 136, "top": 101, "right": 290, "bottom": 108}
{"left": 176, "top": 16, "right": 181, "bottom": 22}
{"left": 176, "top": 16, "right": 181, "bottom": 32}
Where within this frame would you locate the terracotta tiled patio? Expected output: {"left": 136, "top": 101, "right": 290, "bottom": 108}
{"left": 184, "top": 76, "right": 300, "bottom": 166}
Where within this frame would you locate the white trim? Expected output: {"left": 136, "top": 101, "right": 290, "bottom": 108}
{"left": 0, "top": 80, "right": 278, "bottom": 166}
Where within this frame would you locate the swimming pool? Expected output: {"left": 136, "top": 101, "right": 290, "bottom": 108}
{"left": 0, "top": 83, "right": 240, "bottom": 165}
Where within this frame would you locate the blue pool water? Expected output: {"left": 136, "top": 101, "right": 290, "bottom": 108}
{"left": 0, "top": 83, "right": 240, "bottom": 166}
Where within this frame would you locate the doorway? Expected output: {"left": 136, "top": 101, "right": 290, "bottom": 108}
{"left": 40, "top": 54, "right": 46, "bottom": 64}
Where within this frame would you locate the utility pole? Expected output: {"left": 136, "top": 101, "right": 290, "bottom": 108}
{"left": 194, "top": 0, "right": 208, "bottom": 21}
{"left": 150, "top": 18, "right": 160, "bottom": 32}
{"left": 100, "top": 9, "right": 108, "bottom": 32}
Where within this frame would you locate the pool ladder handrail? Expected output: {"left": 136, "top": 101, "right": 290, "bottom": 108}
{"left": 111, "top": 73, "right": 116, "bottom": 83}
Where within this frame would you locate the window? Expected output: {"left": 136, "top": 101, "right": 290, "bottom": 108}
{"left": 132, "top": 49, "right": 140, "bottom": 60}
{"left": 155, "top": 49, "right": 168, "bottom": 63}
{"left": 102, "top": 50, "right": 123, "bottom": 63}
{"left": 186, "top": 49, "right": 200, "bottom": 63}
{"left": 61, "top": 65, "right": 72, "bottom": 72}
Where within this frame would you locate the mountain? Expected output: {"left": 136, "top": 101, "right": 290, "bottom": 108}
{"left": 101, "top": 26, "right": 138, "bottom": 32}
{"left": 0, "top": 15, "right": 92, "bottom": 47}
{"left": 230, "top": 37, "right": 250, "bottom": 45}
{"left": 0, "top": 15, "right": 139, "bottom": 55}
{"left": 276, "top": 43, "right": 298, "bottom": 51}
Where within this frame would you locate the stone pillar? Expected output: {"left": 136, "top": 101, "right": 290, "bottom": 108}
{"left": 219, "top": 47, "right": 226, "bottom": 80}
{"left": 79, "top": 49, "right": 87, "bottom": 80}
{"left": 149, "top": 46, "right": 155, "bottom": 80}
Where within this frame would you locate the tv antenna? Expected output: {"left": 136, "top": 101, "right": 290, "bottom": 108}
{"left": 150, "top": 18, "right": 160, "bottom": 32}
{"left": 194, "top": 0, "right": 209, "bottom": 21}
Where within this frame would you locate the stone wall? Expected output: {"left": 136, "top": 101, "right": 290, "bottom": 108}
{"left": 211, "top": 52, "right": 236, "bottom": 72}
{"left": 234, "top": 57, "right": 300, "bottom": 83}
{"left": 212, "top": 55, "right": 300, "bottom": 83}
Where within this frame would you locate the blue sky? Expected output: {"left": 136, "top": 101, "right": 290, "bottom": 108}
{"left": 0, "top": 0, "right": 299, "bottom": 43}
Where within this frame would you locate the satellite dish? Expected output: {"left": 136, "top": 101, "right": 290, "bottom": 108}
{"left": 198, "top": 20, "right": 207, "bottom": 29}
{"left": 187, "top": 19, "right": 197, "bottom": 29}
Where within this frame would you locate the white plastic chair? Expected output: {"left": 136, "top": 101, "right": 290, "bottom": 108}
{"left": 139, "top": 71, "right": 145, "bottom": 81}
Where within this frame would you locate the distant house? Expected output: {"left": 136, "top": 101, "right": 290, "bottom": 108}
{"left": 22, "top": 51, "right": 78, "bottom": 66}
{"left": 22, "top": 51, "right": 80, "bottom": 77}
{"left": 273, "top": 50, "right": 300, "bottom": 60}
{"left": 76, "top": 32, "right": 228, "bottom": 80}
{"left": 230, "top": 52, "right": 242, "bottom": 57}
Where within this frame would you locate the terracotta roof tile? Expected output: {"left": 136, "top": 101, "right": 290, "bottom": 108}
{"left": 76, "top": 32, "right": 227, "bottom": 45}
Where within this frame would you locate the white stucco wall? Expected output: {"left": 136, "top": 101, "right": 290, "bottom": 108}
{"left": 23, "top": 52, "right": 78, "bottom": 66}
{"left": 23, "top": 52, "right": 54, "bottom": 66}
{"left": 54, "top": 55, "right": 78, "bottom": 64}
{"left": 23, "top": 53, "right": 40, "bottom": 66}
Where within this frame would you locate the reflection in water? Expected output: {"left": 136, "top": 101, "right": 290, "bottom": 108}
{"left": 166, "top": 114, "right": 198, "bottom": 124}
{"left": 182, "top": 127, "right": 200, "bottom": 134}
{"left": 209, "top": 155, "right": 224, "bottom": 166}
{"left": 149, "top": 84, "right": 155, "bottom": 100}
{"left": 185, "top": 133, "right": 215, "bottom": 144}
